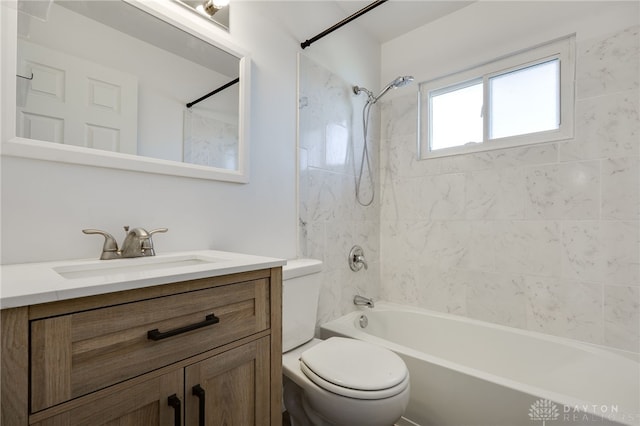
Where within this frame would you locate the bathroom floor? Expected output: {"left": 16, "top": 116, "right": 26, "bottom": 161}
{"left": 282, "top": 411, "right": 407, "bottom": 426}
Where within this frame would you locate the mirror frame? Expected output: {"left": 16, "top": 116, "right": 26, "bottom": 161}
{"left": 0, "top": 0, "right": 251, "bottom": 183}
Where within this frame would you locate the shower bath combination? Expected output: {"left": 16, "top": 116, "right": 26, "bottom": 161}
{"left": 352, "top": 75, "right": 414, "bottom": 206}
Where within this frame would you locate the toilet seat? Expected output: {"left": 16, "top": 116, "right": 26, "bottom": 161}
{"left": 300, "top": 361, "right": 410, "bottom": 400}
{"left": 299, "top": 337, "right": 409, "bottom": 400}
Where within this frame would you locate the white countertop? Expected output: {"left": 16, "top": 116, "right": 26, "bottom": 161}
{"left": 0, "top": 250, "right": 286, "bottom": 309}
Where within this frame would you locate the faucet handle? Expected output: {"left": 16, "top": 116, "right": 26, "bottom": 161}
{"left": 148, "top": 228, "right": 168, "bottom": 236}
{"left": 348, "top": 245, "right": 368, "bottom": 271}
{"left": 82, "top": 229, "right": 120, "bottom": 260}
{"left": 141, "top": 228, "right": 168, "bottom": 256}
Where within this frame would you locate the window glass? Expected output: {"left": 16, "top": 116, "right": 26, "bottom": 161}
{"left": 489, "top": 59, "right": 560, "bottom": 140}
{"left": 430, "top": 81, "right": 483, "bottom": 151}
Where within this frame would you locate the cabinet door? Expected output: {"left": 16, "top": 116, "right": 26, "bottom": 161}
{"left": 185, "top": 337, "right": 271, "bottom": 426}
{"left": 32, "top": 370, "right": 183, "bottom": 426}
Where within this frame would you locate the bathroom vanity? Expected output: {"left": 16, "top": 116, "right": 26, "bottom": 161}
{"left": 0, "top": 251, "right": 285, "bottom": 426}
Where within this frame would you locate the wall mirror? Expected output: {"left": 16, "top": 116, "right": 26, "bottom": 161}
{"left": 3, "top": 0, "right": 250, "bottom": 182}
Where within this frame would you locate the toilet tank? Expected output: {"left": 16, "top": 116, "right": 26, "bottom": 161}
{"left": 282, "top": 258, "right": 323, "bottom": 352}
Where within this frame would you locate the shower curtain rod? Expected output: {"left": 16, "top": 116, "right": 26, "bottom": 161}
{"left": 186, "top": 77, "right": 240, "bottom": 109}
{"left": 300, "top": 0, "right": 388, "bottom": 49}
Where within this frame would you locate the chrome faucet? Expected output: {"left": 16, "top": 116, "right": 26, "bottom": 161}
{"left": 83, "top": 226, "right": 168, "bottom": 260}
{"left": 354, "top": 295, "right": 375, "bottom": 308}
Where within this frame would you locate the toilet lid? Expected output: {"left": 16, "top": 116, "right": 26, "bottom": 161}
{"left": 299, "top": 337, "right": 408, "bottom": 396}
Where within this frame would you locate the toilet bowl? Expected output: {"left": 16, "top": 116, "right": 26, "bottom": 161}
{"left": 281, "top": 259, "right": 410, "bottom": 426}
{"left": 283, "top": 337, "right": 410, "bottom": 426}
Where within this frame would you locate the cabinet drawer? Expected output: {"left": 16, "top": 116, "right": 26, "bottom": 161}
{"left": 30, "top": 278, "right": 269, "bottom": 413}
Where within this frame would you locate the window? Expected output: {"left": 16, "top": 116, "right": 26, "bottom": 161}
{"left": 430, "top": 80, "right": 483, "bottom": 150}
{"left": 420, "top": 36, "right": 575, "bottom": 158}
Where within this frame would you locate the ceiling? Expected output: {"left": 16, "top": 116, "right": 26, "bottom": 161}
{"left": 329, "top": 1, "right": 473, "bottom": 43}
{"left": 262, "top": 1, "right": 473, "bottom": 48}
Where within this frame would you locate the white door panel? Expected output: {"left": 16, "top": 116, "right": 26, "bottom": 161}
{"left": 17, "top": 40, "right": 138, "bottom": 154}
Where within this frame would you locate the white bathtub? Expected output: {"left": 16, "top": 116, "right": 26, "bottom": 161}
{"left": 320, "top": 302, "right": 640, "bottom": 426}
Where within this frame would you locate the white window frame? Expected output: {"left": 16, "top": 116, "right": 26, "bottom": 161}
{"left": 418, "top": 35, "right": 575, "bottom": 159}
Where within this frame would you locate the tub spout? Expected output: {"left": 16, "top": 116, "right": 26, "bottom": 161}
{"left": 354, "top": 295, "right": 374, "bottom": 308}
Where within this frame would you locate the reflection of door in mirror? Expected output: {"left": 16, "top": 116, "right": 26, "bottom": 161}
{"left": 15, "top": 0, "right": 242, "bottom": 171}
{"left": 17, "top": 40, "right": 138, "bottom": 154}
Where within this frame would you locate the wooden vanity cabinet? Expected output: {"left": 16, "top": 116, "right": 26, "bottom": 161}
{"left": 30, "top": 369, "right": 184, "bottom": 426}
{"left": 1, "top": 267, "right": 283, "bottom": 426}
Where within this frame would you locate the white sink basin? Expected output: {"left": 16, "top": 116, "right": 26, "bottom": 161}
{"left": 53, "top": 254, "right": 226, "bottom": 279}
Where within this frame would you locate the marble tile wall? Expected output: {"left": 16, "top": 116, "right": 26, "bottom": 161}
{"left": 379, "top": 25, "right": 640, "bottom": 352}
{"left": 298, "top": 55, "right": 381, "bottom": 328}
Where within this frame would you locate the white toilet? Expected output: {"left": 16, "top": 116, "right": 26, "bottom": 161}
{"left": 282, "top": 259, "right": 410, "bottom": 426}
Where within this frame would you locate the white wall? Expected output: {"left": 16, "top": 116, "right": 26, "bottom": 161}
{"left": 379, "top": 1, "right": 639, "bottom": 352}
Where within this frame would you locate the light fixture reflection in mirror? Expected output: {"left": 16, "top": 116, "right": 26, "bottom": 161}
{"left": 175, "top": 0, "right": 229, "bottom": 30}
{"left": 201, "top": 0, "right": 229, "bottom": 17}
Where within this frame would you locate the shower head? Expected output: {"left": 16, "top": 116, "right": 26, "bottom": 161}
{"left": 373, "top": 75, "right": 414, "bottom": 103}
{"left": 353, "top": 75, "right": 414, "bottom": 105}
{"left": 390, "top": 75, "right": 414, "bottom": 89}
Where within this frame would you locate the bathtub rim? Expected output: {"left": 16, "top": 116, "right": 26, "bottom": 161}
{"left": 320, "top": 301, "right": 640, "bottom": 426}
{"left": 342, "top": 301, "right": 639, "bottom": 361}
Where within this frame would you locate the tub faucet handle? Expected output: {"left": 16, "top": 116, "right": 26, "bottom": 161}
{"left": 349, "top": 245, "right": 368, "bottom": 271}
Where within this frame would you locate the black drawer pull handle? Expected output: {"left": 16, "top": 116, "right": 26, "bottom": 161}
{"left": 192, "top": 384, "right": 206, "bottom": 426}
{"left": 168, "top": 394, "right": 181, "bottom": 426}
{"left": 147, "top": 314, "right": 219, "bottom": 341}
